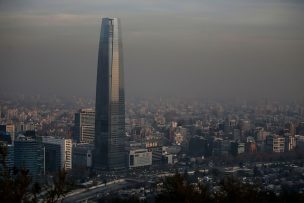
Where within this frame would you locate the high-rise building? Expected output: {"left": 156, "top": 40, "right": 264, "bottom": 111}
{"left": 43, "top": 142, "right": 61, "bottom": 173}
{"left": 94, "top": 18, "right": 126, "bottom": 170}
{"left": 74, "top": 108, "right": 95, "bottom": 143}
{"left": 72, "top": 143, "right": 93, "bottom": 171}
{"left": 188, "top": 135, "right": 207, "bottom": 157}
{"left": 42, "top": 136, "right": 72, "bottom": 171}
{"left": 0, "top": 142, "right": 14, "bottom": 173}
{"left": 284, "top": 133, "right": 296, "bottom": 151}
{"left": 266, "top": 134, "right": 285, "bottom": 153}
{"left": 14, "top": 136, "right": 45, "bottom": 182}
{"left": 230, "top": 141, "right": 245, "bottom": 156}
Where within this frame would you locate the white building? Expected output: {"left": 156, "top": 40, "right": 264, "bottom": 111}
{"left": 129, "top": 148, "right": 152, "bottom": 168}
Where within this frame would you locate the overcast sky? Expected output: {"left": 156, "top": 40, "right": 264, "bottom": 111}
{"left": 0, "top": 0, "right": 303, "bottom": 101}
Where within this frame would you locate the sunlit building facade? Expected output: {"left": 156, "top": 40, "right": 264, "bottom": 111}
{"left": 74, "top": 108, "right": 95, "bottom": 143}
{"left": 94, "top": 18, "right": 126, "bottom": 170}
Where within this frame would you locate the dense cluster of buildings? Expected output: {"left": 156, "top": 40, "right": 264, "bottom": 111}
{"left": 0, "top": 130, "right": 72, "bottom": 182}
{"left": 1, "top": 98, "right": 304, "bottom": 182}
{"left": 0, "top": 18, "right": 304, "bottom": 196}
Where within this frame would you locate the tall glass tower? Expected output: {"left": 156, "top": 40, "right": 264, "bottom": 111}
{"left": 94, "top": 18, "right": 126, "bottom": 170}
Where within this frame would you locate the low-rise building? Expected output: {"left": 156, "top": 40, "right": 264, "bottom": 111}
{"left": 129, "top": 148, "right": 152, "bottom": 168}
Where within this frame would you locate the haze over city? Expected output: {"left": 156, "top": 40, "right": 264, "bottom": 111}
{"left": 2, "top": 1, "right": 304, "bottom": 202}
{"left": 0, "top": 0, "right": 303, "bottom": 101}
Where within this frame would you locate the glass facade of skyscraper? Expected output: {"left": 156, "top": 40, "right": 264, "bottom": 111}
{"left": 94, "top": 18, "right": 126, "bottom": 170}
{"left": 14, "top": 138, "right": 45, "bottom": 182}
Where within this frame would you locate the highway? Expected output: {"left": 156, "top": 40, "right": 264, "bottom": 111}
{"left": 61, "top": 179, "right": 139, "bottom": 203}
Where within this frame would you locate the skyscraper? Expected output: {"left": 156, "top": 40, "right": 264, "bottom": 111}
{"left": 94, "top": 18, "right": 126, "bottom": 170}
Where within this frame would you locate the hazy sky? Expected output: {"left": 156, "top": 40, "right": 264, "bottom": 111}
{"left": 0, "top": 0, "right": 303, "bottom": 101}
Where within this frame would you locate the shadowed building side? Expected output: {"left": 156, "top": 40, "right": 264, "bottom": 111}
{"left": 94, "top": 18, "right": 126, "bottom": 170}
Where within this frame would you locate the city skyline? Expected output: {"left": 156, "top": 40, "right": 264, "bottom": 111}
{"left": 1, "top": 1, "right": 304, "bottom": 201}
{"left": 0, "top": 0, "right": 303, "bottom": 101}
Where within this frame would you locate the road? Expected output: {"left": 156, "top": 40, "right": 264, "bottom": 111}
{"left": 61, "top": 179, "right": 138, "bottom": 203}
